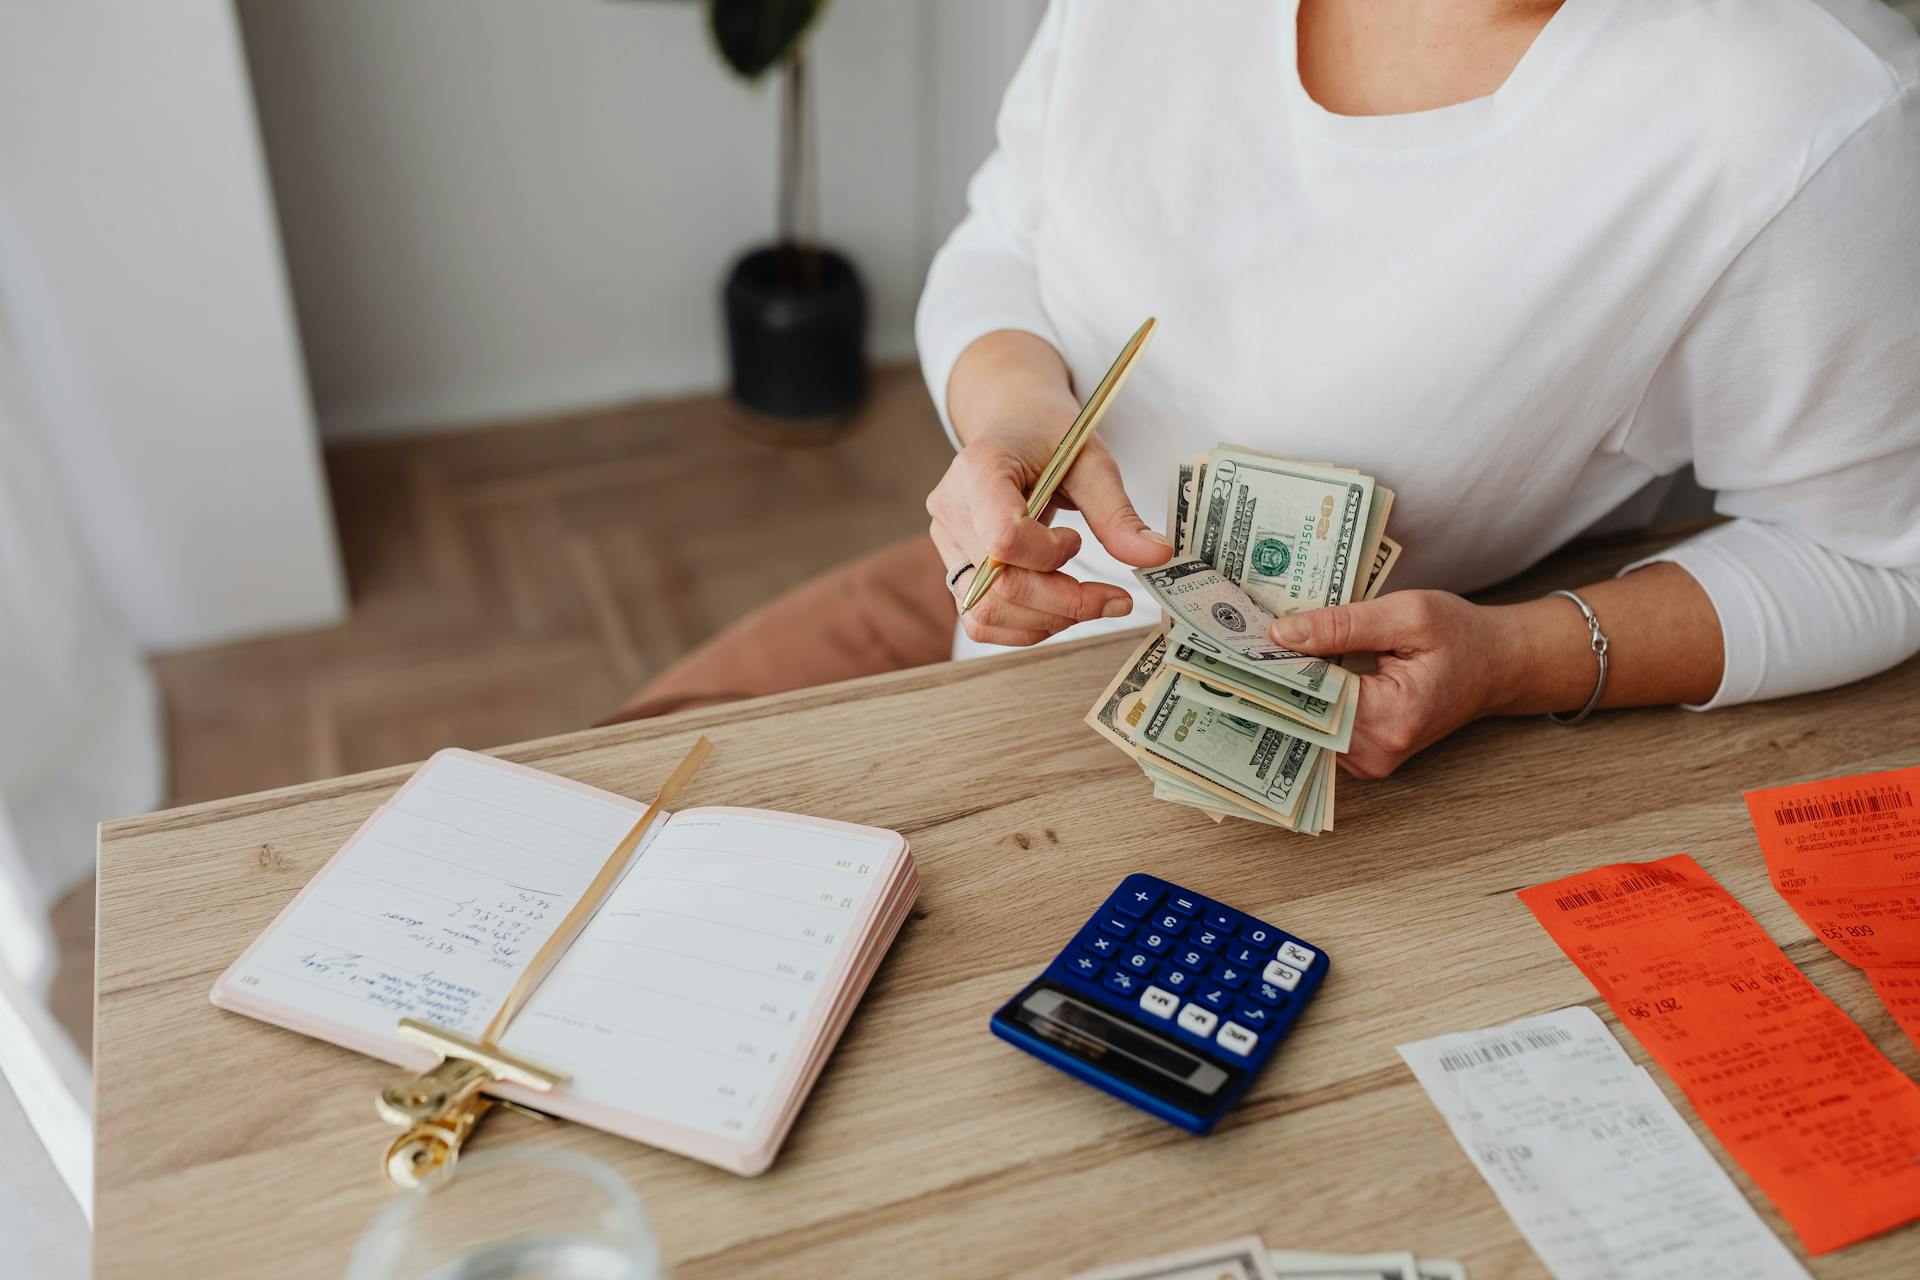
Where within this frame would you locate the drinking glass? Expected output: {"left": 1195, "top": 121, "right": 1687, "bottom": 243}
{"left": 346, "top": 1147, "right": 661, "bottom": 1280}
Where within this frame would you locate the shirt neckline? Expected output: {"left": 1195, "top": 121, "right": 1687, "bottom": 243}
{"left": 1283, "top": 0, "right": 1612, "bottom": 149}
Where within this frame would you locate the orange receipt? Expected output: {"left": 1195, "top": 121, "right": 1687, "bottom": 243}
{"left": 1745, "top": 765, "right": 1920, "bottom": 1055}
{"left": 1518, "top": 853, "right": 1920, "bottom": 1254}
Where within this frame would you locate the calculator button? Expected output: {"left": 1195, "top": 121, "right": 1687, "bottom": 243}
{"left": 1248, "top": 981, "right": 1289, "bottom": 1008}
{"left": 1216, "top": 1021, "right": 1259, "bottom": 1056}
{"left": 1188, "top": 927, "right": 1225, "bottom": 953}
{"left": 1196, "top": 985, "right": 1233, "bottom": 1013}
{"left": 1277, "top": 940, "right": 1318, "bottom": 969}
{"left": 1097, "top": 915, "right": 1135, "bottom": 940}
{"left": 1139, "top": 986, "right": 1180, "bottom": 1020}
{"left": 1240, "top": 922, "right": 1278, "bottom": 948}
{"left": 1174, "top": 946, "right": 1206, "bottom": 970}
{"left": 1066, "top": 954, "right": 1104, "bottom": 980}
{"left": 1112, "top": 886, "right": 1160, "bottom": 919}
{"left": 1209, "top": 961, "right": 1249, "bottom": 990}
{"left": 1262, "top": 960, "right": 1304, "bottom": 992}
{"left": 1121, "top": 951, "right": 1158, "bottom": 977}
{"left": 1137, "top": 930, "right": 1173, "bottom": 955}
{"left": 1102, "top": 970, "right": 1142, "bottom": 997}
{"left": 1226, "top": 944, "right": 1264, "bottom": 969}
{"left": 1204, "top": 908, "right": 1239, "bottom": 932}
{"left": 1081, "top": 933, "right": 1120, "bottom": 958}
{"left": 1161, "top": 968, "right": 1193, "bottom": 992}
{"left": 1152, "top": 911, "right": 1189, "bottom": 934}
{"left": 1177, "top": 1003, "right": 1219, "bottom": 1037}
{"left": 1168, "top": 892, "right": 1203, "bottom": 916}
{"left": 1232, "top": 1003, "right": 1273, "bottom": 1030}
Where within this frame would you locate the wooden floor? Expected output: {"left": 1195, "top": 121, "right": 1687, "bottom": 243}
{"left": 160, "top": 367, "right": 955, "bottom": 804}
{"left": 52, "top": 367, "right": 955, "bottom": 1051}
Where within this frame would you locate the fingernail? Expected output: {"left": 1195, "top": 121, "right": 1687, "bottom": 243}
{"left": 1102, "top": 598, "right": 1134, "bottom": 618}
{"left": 1142, "top": 528, "right": 1174, "bottom": 548}
{"left": 1271, "top": 616, "right": 1309, "bottom": 646}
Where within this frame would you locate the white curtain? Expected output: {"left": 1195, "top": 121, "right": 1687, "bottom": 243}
{"left": 0, "top": 294, "right": 138, "bottom": 1246}
{"left": 0, "top": 318, "right": 162, "bottom": 999}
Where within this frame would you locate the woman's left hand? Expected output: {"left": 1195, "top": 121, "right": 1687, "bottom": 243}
{"left": 1268, "top": 591, "right": 1515, "bottom": 779}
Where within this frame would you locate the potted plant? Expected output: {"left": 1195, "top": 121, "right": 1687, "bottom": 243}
{"left": 703, "top": 0, "right": 867, "bottom": 427}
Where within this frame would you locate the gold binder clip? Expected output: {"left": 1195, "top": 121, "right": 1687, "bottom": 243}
{"left": 376, "top": 1017, "right": 568, "bottom": 1188}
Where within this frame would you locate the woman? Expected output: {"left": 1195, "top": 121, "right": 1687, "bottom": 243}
{"left": 617, "top": 0, "right": 1920, "bottom": 779}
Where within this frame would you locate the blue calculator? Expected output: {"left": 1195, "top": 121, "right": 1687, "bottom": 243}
{"left": 990, "top": 873, "right": 1327, "bottom": 1133}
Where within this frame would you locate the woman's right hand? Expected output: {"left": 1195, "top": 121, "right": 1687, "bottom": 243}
{"left": 927, "top": 413, "right": 1174, "bottom": 647}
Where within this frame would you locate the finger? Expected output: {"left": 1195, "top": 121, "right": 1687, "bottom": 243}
{"left": 1341, "top": 672, "right": 1419, "bottom": 778}
{"left": 925, "top": 476, "right": 969, "bottom": 531}
{"left": 931, "top": 459, "right": 1076, "bottom": 568}
{"left": 960, "top": 617, "right": 1054, "bottom": 648}
{"left": 1268, "top": 593, "right": 1432, "bottom": 656}
{"left": 1057, "top": 442, "right": 1173, "bottom": 568}
{"left": 1338, "top": 747, "right": 1394, "bottom": 781}
{"left": 929, "top": 521, "right": 978, "bottom": 601}
{"left": 982, "top": 565, "right": 1133, "bottom": 622}
{"left": 934, "top": 518, "right": 1082, "bottom": 623}
{"left": 960, "top": 458, "right": 1081, "bottom": 572}
{"left": 968, "top": 591, "right": 1079, "bottom": 634}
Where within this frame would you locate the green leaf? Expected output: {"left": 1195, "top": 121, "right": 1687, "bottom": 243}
{"left": 708, "top": 0, "right": 823, "bottom": 79}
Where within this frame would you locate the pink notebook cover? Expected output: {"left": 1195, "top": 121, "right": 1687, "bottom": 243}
{"left": 210, "top": 748, "right": 916, "bottom": 1175}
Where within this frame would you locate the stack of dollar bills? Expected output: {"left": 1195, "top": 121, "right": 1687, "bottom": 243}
{"left": 1067, "top": 1234, "right": 1465, "bottom": 1280}
{"left": 1084, "top": 447, "right": 1401, "bottom": 833}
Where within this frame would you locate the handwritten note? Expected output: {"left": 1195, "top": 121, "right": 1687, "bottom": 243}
{"left": 221, "top": 752, "right": 899, "bottom": 1150}
{"left": 1519, "top": 854, "right": 1920, "bottom": 1254}
{"left": 224, "top": 753, "right": 648, "bottom": 1041}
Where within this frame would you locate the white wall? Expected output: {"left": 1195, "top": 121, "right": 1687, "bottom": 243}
{"left": 238, "top": 0, "right": 1043, "bottom": 440}
{"left": 0, "top": 0, "right": 347, "bottom": 649}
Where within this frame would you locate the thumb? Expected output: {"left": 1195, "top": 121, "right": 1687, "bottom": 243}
{"left": 1059, "top": 443, "right": 1173, "bottom": 567}
{"left": 1268, "top": 597, "right": 1409, "bottom": 655}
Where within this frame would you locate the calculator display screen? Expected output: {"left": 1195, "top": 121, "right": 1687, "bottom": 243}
{"left": 1011, "top": 984, "right": 1234, "bottom": 1108}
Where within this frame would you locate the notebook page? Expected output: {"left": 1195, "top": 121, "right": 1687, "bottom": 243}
{"left": 221, "top": 752, "right": 654, "bottom": 1043}
{"left": 505, "top": 809, "right": 895, "bottom": 1140}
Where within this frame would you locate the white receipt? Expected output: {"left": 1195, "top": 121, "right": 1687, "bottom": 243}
{"left": 1396, "top": 1007, "right": 1808, "bottom": 1280}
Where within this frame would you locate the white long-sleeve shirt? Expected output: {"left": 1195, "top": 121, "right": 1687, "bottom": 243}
{"left": 917, "top": 0, "right": 1920, "bottom": 708}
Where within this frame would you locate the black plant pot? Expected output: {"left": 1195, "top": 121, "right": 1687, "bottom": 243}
{"left": 723, "top": 244, "right": 867, "bottom": 424}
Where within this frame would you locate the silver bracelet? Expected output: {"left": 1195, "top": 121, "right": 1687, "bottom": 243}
{"left": 1547, "top": 589, "right": 1609, "bottom": 726}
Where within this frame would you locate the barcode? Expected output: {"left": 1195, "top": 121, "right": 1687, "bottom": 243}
{"left": 1437, "top": 1026, "right": 1575, "bottom": 1073}
{"left": 1552, "top": 865, "right": 1690, "bottom": 912}
{"left": 1772, "top": 786, "right": 1912, "bottom": 827}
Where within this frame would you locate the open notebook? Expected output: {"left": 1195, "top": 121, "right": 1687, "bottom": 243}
{"left": 211, "top": 748, "right": 917, "bottom": 1175}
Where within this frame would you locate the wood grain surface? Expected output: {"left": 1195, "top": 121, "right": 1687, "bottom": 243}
{"left": 95, "top": 572, "right": 1920, "bottom": 1277}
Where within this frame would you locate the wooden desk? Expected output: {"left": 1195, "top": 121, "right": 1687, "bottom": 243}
{"left": 95, "top": 547, "right": 1920, "bottom": 1278}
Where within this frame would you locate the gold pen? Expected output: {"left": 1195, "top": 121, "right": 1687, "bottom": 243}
{"left": 959, "top": 316, "right": 1159, "bottom": 615}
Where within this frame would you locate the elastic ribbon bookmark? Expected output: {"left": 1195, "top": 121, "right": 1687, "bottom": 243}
{"left": 484, "top": 735, "right": 714, "bottom": 1044}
